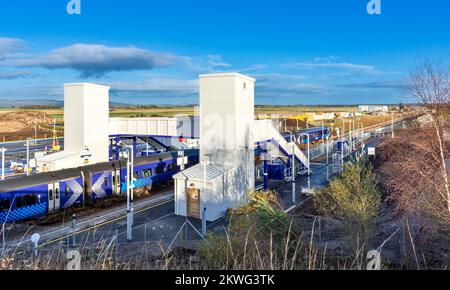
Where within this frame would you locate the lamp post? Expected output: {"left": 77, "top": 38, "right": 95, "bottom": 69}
{"left": 321, "top": 121, "right": 325, "bottom": 155}
{"left": 26, "top": 138, "right": 32, "bottom": 176}
{"left": 1, "top": 148, "right": 5, "bottom": 181}
{"left": 125, "top": 146, "right": 134, "bottom": 241}
{"left": 286, "top": 131, "right": 296, "bottom": 204}
{"left": 326, "top": 136, "right": 330, "bottom": 181}
{"left": 300, "top": 132, "right": 311, "bottom": 177}
{"left": 307, "top": 134, "right": 310, "bottom": 176}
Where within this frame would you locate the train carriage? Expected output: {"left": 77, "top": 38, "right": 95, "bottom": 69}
{"left": 0, "top": 149, "right": 199, "bottom": 223}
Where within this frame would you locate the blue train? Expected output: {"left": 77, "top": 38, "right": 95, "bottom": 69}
{"left": 0, "top": 149, "right": 199, "bottom": 223}
{"left": 283, "top": 126, "right": 330, "bottom": 145}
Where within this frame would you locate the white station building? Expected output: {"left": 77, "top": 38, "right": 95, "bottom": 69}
{"left": 173, "top": 73, "right": 256, "bottom": 221}
{"left": 34, "top": 73, "right": 310, "bottom": 222}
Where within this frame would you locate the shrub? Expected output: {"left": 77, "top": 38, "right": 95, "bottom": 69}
{"left": 314, "top": 159, "right": 381, "bottom": 246}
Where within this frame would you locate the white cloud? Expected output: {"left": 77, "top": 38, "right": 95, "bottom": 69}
{"left": 8, "top": 44, "right": 177, "bottom": 77}
{"left": 110, "top": 78, "right": 198, "bottom": 92}
{"left": 0, "top": 70, "right": 33, "bottom": 80}
{"left": 251, "top": 72, "right": 305, "bottom": 81}
{"left": 181, "top": 54, "right": 232, "bottom": 73}
{"left": 284, "top": 61, "right": 378, "bottom": 74}
{"left": 0, "top": 37, "right": 27, "bottom": 59}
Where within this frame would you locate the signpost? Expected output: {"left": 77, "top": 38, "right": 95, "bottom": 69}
{"left": 31, "top": 233, "right": 41, "bottom": 256}
{"left": 80, "top": 148, "right": 92, "bottom": 165}
{"left": 177, "top": 151, "right": 188, "bottom": 171}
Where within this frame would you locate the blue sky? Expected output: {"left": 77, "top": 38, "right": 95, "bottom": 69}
{"left": 0, "top": 0, "right": 449, "bottom": 105}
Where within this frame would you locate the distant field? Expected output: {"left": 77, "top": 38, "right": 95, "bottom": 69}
{"left": 0, "top": 105, "right": 393, "bottom": 125}
{"left": 0, "top": 107, "right": 197, "bottom": 122}
{"left": 255, "top": 106, "right": 360, "bottom": 114}
{"left": 109, "top": 107, "right": 196, "bottom": 118}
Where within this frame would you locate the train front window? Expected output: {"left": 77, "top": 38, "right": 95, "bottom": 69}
{"left": 16, "top": 195, "right": 37, "bottom": 208}
{"left": 104, "top": 177, "right": 109, "bottom": 187}
{"left": 0, "top": 199, "right": 10, "bottom": 211}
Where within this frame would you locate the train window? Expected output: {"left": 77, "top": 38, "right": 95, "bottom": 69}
{"left": 16, "top": 195, "right": 37, "bottom": 208}
{"left": 65, "top": 185, "right": 70, "bottom": 196}
{"left": 142, "top": 169, "right": 152, "bottom": 178}
{"left": 104, "top": 177, "right": 109, "bottom": 187}
{"left": 55, "top": 189, "right": 60, "bottom": 200}
{"left": 134, "top": 172, "right": 139, "bottom": 179}
{"left": 155, "top": 163, "right": 165, "bottom": 174}
{"left": 0, "top": 199, "right": 10, "bottom": 211}
{"left": 49, "top": 189, "right": 53, "bottom": 200}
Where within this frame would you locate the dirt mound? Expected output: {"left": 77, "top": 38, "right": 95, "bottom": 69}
{"left": 0, "top": 111, "right": 53, "bottom": 133}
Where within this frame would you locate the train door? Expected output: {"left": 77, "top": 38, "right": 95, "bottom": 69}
{"left": 47, "top": 182, "right": 61, "bottom": 213}
{"left": 112, "top": 169, "right": 121, "bottom": 196}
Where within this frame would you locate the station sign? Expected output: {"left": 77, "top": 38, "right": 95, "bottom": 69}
{"left": 177, "top": 156, "right": 188, "bottom": 166}
{"left": 80, "top": 149, "right": 92, "bottom": 164}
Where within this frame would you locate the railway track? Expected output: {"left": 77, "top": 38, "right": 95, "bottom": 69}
{"left": 5, "top": 191, "right": 175, "bottom": 249}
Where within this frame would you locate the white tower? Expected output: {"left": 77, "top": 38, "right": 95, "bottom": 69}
{"left": 64, "top": 83, "right": 111, "bottom": 165}
{"left": 36, "top": 83, "right": 110, "bottom": 172}
{"left": 199, "top": 73, "right": 255, "bottom": 191}
{"left": 173, "top": 73, "right": 256, "bottom": 221}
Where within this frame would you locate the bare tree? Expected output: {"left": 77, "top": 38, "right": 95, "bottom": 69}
{"left": 408, "top": 59, "right": 450, "bottom": 214}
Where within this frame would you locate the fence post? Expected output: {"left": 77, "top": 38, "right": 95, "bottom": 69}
{"left": 202, "top": 208, "right": 207, "bottom": 236}
{"left": 2, "top": 223, "right": 5, "bottom": 257}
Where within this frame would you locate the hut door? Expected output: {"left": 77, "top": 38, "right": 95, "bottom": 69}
{"left": 187, "top": 188, "right": 200, "bottom": 219}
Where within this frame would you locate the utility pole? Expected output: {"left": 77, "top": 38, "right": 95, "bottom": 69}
{"left": 349, "top": 120, "right": 353, "bottom": 153}
{"left": 391, "top": 113, "right": 395, "bottom": 138}
{"left": 130, "top": 146, "right": 134, "bottom": 224}
{"left": 326, "top": 137, "right": 330, "bottom": 181}
{"left": 290, "top": 132, "right": 296, "bottom": 204}
{"left": 1, "top": 148, "right": 5, "bottom": 181}
{"left": 341, "top": 136, "right": 344, "bottom": 172}
{"left": 34, "top": 116, "right": 37, "bottom": 144}
{"left": 26, "top": 138, "right": 31, "bottom": 176}
{"left": 307, "top": 134, "right": 310, "bottom": 176}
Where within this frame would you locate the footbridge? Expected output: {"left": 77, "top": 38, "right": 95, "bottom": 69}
{"left": 108, "top": 117, "right": 311, "bottom": 176}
